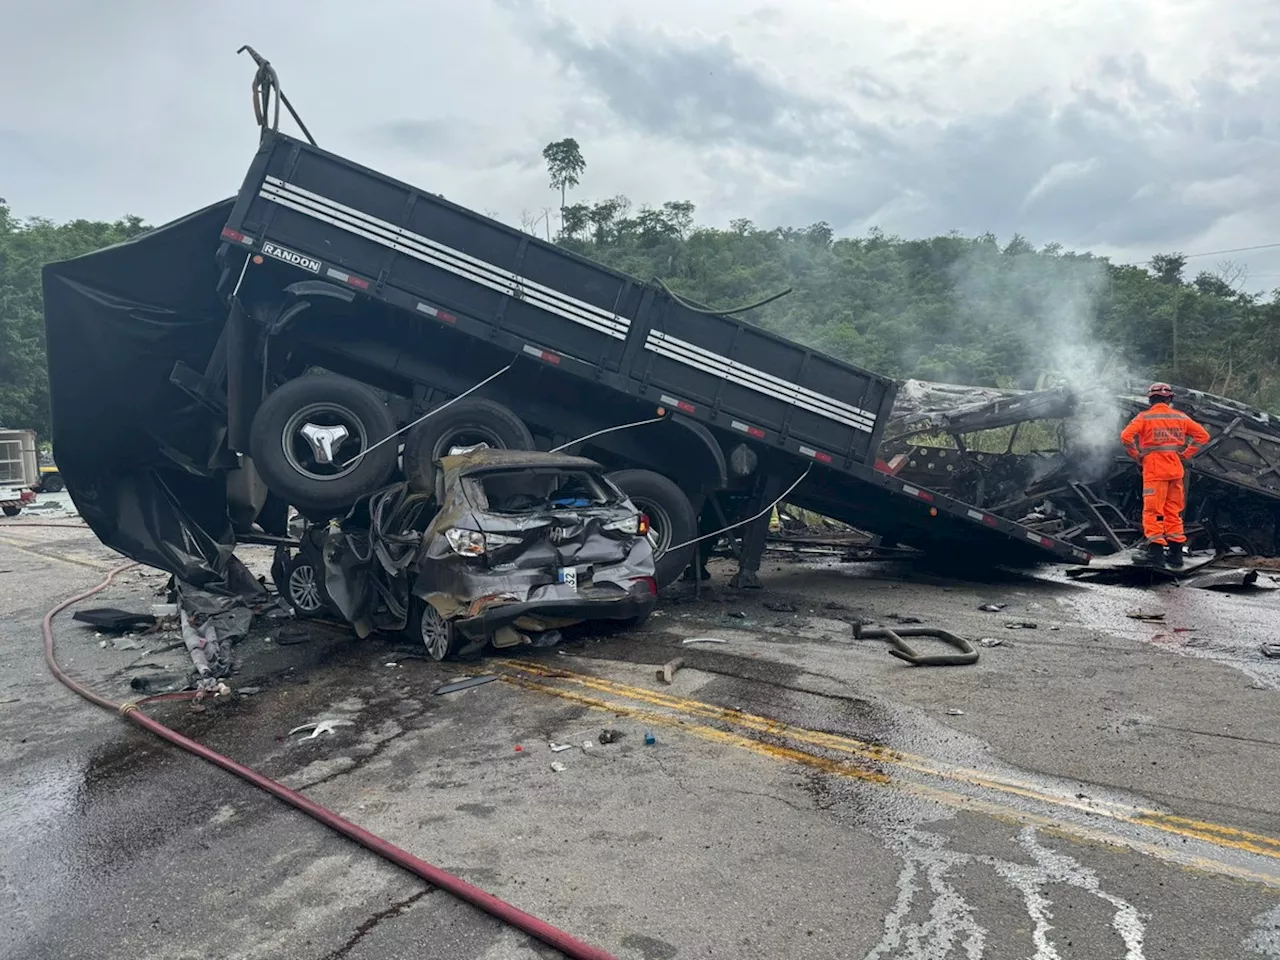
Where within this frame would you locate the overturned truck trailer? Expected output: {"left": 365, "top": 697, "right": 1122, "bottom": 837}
{"left": 41, "top": 123, "right": 1089, "bottom": 590}
{"left": 885, "top": 379, "right": 1280, "bottom": 556}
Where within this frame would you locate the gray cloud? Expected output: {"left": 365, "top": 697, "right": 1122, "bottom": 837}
{"left": 501, "top": 0, "right": 879, "bottom": 159}
{"left": 500, "top": 4, "right": 1280, "bottom": 260}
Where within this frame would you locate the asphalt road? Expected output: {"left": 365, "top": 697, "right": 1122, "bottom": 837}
{"left": 2, "top": 519, "right": 1280, "bottom": 959}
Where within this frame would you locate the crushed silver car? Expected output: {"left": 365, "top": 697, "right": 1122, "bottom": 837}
{"left": 317, "top": 449, "right": 658, "bottom": 660}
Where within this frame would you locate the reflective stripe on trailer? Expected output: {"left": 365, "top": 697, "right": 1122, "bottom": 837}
{"left": 522, "top": 344, "right": 562, "bottom": 364}
{"left": 325, "top": 267, "right": 369, "bottom": 290}
{"left": 798, "top": 446, "right": 834, "bottom": 463}
{"left": 644, "top": 330, "right": 877, "bottom": 434}
{"left": 260, "top": 178, "right": 631, "bottom": 341}
{"left": 415, "top": 302, "right": 457, "bottom": 323}
{"left": 658, "top": 394, "right": 696, "bottom": 414}
{"left": 901, "top": 484, "right": 934, "bottom": 502}
{"left": 730, "top": 420, "right": 767, "bottom": 439}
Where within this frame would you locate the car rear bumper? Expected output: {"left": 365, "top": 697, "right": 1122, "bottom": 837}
{"left": 453, "top": 590, "right": 656, "bottom": 639}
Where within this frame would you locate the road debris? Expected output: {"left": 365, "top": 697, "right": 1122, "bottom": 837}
{"left": 947, "top": 708, "right": 965, "bottom": 716}
{"left": 73, "top": 608, "right": 156, "bottom": 632}
{"left": 1127, "top": 611, "right": 1166, "bottom": 622}
{"left": 644, "top": 731, "right": 656, "bottom": 745}
{"left": 763, "top": 601, "right": 798, "bottom": 613}
{"left": 1004, "top": 621, "right": 1038, "bottom": 630}
{"left": 599, "top": 728, "right": 625, "bottom": 744}
{"left": 289, "top": 719, "right": 355, "bottom": 740}
{"left": 549, "top": 742, "right": 574, "bottom": 753}
{"left": 1262, "top": 643, "right": 1280, "bottom": 659}
{"left": 889, "top": 613, "right": 925, "bottom": 624}
{"left": 432, "top": 675, "right": 499, "bottom": 695}
{"left": 978, "top": 603, "right": 1006, "bottom": 612}
{"left": 550, "top": 761, "right": 566, "bottom": 773}
{"left": 682, "top": 637, "right": 728, "bottom": 645}
{"left": 1184, "top": 569, "right": 1275, "bottom": 592}
{"left": 853, "top": 623, "right": 979, "bottom": 666}
{"left": 656, "top": 657, "right": 685, "bottom": 684}
{"left": 979, "top": 638, "right": 1004, "bottom": 647}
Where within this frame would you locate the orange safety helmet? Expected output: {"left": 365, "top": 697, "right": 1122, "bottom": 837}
{"left": 1148, "top": 382, "right": 1174, "bottom": 399}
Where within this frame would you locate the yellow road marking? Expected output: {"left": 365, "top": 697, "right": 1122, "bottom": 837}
{"left": 0, "top": 534, "right": 116, "bottom": 572}
{"left": 499, "top": 659, "right": 1280, "bottom": 873}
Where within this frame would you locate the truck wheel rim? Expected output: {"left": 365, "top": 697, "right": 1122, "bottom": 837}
{"left": 631, "top": 498, "right": 673, "bottom": 560}
{"left": 282, "top": 403, "right": 369, "bottom": 482}
{"left": 432, "top": 426, "right": 505, "bottom": 461}
{"left": 420, "top": 605, "right": 452, "bottom": 660}
{"left": 288, "top": 563, "right": 322, "bottom": 612}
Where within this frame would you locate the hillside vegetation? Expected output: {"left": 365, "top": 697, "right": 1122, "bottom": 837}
{"left": 3, "top": 193, "right": 1277, "bottom": 442}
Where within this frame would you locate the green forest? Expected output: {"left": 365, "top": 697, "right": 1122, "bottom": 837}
{"left": 3, "top": 183, "right": 1278, "bottom": 443}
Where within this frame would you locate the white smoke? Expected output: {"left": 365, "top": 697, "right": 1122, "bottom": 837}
{"left": 948, "top": 245, "right": 1134, "bottom": 477}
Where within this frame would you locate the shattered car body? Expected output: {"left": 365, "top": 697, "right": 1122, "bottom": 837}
{"left": 416, "top": 450, "right": 658, "bottom": 657}
{"left": 318, "top": 449, "right": 658, "bottom": 659}
{"left": 881, "top": 379, "right": 1280, "bottom": 556}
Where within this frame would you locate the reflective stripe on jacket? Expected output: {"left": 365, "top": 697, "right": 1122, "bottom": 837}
{"left": 1118, "top": 403, "right": 1211, "bottom": 480}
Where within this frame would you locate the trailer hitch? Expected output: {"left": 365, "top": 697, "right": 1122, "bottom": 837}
{"left": 852, "top": 622, "right": 979, "bottom": 667}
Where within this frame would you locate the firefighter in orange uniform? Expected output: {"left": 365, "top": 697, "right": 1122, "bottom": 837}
{"left": 1119, "top": 383, "right": 1210, "bottom": 567}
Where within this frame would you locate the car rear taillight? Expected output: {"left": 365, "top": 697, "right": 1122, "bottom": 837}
{"left": 630, "top": 576, "right": 658, "bottom": 596}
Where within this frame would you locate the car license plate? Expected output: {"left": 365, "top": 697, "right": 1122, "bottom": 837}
{"left": 559, "top": 567, "right": 578, "bottom": 590}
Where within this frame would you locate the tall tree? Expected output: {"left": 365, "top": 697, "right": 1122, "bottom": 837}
{"left": 542, "top": 138, "right": 586, "bottom": 212}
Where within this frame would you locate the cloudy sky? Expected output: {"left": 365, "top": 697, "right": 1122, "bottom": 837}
{"left": 4, "top": 0, "right": 1280, "bottom": 286}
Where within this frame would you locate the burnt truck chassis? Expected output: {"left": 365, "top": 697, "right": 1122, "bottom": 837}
{"left": 883, "top": 380, "right": 1280, "bottom": 557}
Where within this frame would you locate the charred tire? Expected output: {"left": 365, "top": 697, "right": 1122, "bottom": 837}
{"left": 250, "top": 375, "right": 398, "bottom": 514}
{"left": 607, "top": 469, "right": 697, "bottom": 589}
{"left": 402, "top": 397, "right": 534, "bottom": 495}
{"left": 2, "top": 505, "right": 20, "bottom": 518}
{"left": 41, "top": 474, "right": 64, "bottom": 493}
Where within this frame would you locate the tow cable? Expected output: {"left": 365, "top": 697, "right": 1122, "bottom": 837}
{"left": 44, "top": 562, "right": 619, "bottom": 960}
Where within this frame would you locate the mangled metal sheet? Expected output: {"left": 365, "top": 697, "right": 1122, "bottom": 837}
{"left": 885, "top": 379, "right": 1280, "bottom": 557}
{"left": 318, "top": 450, "right": 656, "bottom": 658}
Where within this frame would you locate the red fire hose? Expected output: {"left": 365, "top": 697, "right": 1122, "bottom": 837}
{"left": 44, "top": 562, "right": 619, "bottom": 960}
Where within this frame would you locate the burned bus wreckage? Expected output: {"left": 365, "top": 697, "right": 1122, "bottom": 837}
{"left": 882, "top": 379, "right": 1280, "bottom": 558}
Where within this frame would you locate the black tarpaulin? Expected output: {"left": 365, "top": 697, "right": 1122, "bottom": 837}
{"left": 43, "top": 200, "right": 237, "bottom": 584}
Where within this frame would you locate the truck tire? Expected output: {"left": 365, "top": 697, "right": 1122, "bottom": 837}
{"left": 2, "top": 505, "right": 20, "bottom": 518}
{"left": 250, "top": 374, "right": 398, "bottom": 514}
{"left": 41, "top": 473, "right": 64, "bottom": 493}
{"left": 402, "top": 397, "right": 533, "bottom": 495}
{"left": 607, "top": 469, "right": 697, "bottom": 589}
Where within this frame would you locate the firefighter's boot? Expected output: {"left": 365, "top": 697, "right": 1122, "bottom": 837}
{"left": 1144, "top": 541, "right": 1167, "bottom": 566}
{"left": 1166, "top": 541, "right": 1185, "bottom": 568}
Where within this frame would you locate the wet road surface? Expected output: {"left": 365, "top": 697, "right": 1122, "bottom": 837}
{"left": 3, "top": 524, "right": 1280, "bottom": 959}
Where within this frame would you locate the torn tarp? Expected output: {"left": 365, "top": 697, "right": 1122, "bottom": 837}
{"left": 42, "top": 200, "right": 236, "bottom": 585}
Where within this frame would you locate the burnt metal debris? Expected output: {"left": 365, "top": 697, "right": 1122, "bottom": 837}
{"left": 853, "top": 622, "right": 980, "bottom": 666}
{"left": 881, "top": 378, "right": 1280, "bottom": 558}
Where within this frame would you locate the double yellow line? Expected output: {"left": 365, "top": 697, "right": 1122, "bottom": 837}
{"left": 498, "top": 658, "right": 1280, "bottom": 885}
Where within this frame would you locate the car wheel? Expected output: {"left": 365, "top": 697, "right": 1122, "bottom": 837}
{"left": 402, "top": 397, "right": 533, "bottom": 496}
{"left": 42, "top": 474, "right": 64, "bottom": 493}
{"left": 416, "top": 601, "right": 457, "bottom": 661}
{"left": 250, "top": 374, "right": 399, "bottom": 514}
{"left": 281, "top": 554, "right": 328, "bottom": 618}
{"left": 606, "top": 469, "right": 697, "bottom": 589}
{"left": 2, "top": 505, "right": 20, "bottom": 518}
